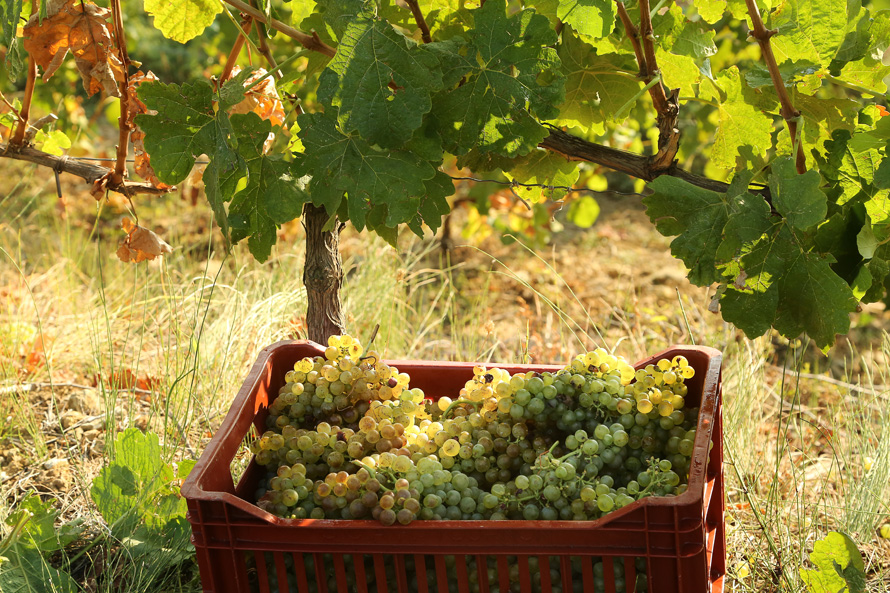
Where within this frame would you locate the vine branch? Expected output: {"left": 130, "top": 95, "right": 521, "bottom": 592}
{"left": 220, "top": 16, "right": 253, "bottom": 83}
{"left": 616, "top": 1, "right": 680, "bottom": 172}
{"left": 9, "top": 1, "right": 37, "bottom": 147}
{"left": 110, "top": 0, "right": 131, "bottom": 186}
{"left": 221, "top": 0, "right": 336, "bottom": 58}
{"left": 538, "top": 127, "right": 773, "bottom": 204}
{"left": 744, "top": 0, "right": 805, "bottom": 174}
{"left": 404, "top": 0, "right": 432, "bottom": 43}
{"left": 0, "top": 143, "right": 174, "bottom": 196}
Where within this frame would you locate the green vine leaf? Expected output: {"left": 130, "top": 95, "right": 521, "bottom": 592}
{"left": 227, "top": 114, "right": 308, "bottom": 262}
{"left": 432, "top": 0, "right": 565, "bottom": 157}
{"left": 0, "top": 0, "right": 23, "bottom": 80}
{"left": 698, "top": 66, "right": 774, "bottom": 171}
{"left": 767, "top": 0, "right": 849, "bottom": 68}
{"left": 556, "top": 0, "right": 615, "bottom": 40}
{"left": 144, "top": 0, "right": 221, "bottom": 43}
{"left": 318, "top": 18, "right": 444, "bottom": 148}
{"left": 296, "top": 112, "right": 440, "bottom": 232}
{"left": 799, "top": 532, "right": 866, "bottom": 593}
{"left": 643, "top": 174, "right": 772, "bottom": 286}
{"left": 136, "top": 79, "right": 246, "bottom": 243}
{"left": 720, "top": 225, "right": 857, "bottom": 351}
{"left": 768, "top": 157, "right": 827, "bottom": 231}
{"left": 557, "top": 27, "right": 640, "bottom": 134}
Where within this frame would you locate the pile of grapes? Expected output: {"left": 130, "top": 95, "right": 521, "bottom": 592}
{"left": 251, "top": 335, "right": 700, "bottom": 526}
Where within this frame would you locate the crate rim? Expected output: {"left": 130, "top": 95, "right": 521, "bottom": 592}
{"left": 182, "top": 340, "right": 722, "bottom": 531}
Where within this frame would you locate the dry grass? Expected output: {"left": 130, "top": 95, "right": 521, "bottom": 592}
{"left": 1, "top": 163, "right": 889, "bottom": 591}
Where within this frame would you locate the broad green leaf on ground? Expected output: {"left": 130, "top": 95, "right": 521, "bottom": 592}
{"left": 4, "top": 495, "right": 81, "bottom": 553}
{"left": 744, "top": 60, "right": 821, "bottom": 94}
{"left": 767, "top": 0, "right": 848, "bottom": 68}
{"left": 556, "top": 0, "right": 614, "bottom": 40}
{"left": 144, "top": 0, "right": 221, "bottom": 43}
{"left": 799, "top": 532, "right": 866, "bottom": 593}
{"left": 720, "top": 225, "right": 857, "bottom": 351}
{"left": 227, "top": 113, "right": 308, "bottom": 262}
{"left": 506, "top": 148, "right": 581, "bottom": 200}
{"left": 432, "top": 0, "right": 565, "bottom": 156}
{"left": 90, "top": 429, "right": 188, "bottom": 534}
{"left": 768, "top": 157, "right": 827, "bottom": 230}
{"left": 317, "top": 18, "right": 444, "bottom": 148}
{"left": 643, "top": 175, "right": 772, "bottom": 286}
{"left": 557, "top": 28, "right": 640, "bottom": 133}
{"left": 0, "top": 546, "right": 79, "bottom": 593}
{"left": 0, "top": 0, "right": 22, "bottom": 80}
{"left": 698, "top": 66, "right": 774, "bottom": 170}
{"left": 296, "top": 112, "right": 440, "bottom": 232}
{"left": 136, "top": 80, "right": 246, "bottom": 241}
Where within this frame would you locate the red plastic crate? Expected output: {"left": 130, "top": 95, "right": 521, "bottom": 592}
{"left": 182, "top": 341, "right": 725, "bottom": 593}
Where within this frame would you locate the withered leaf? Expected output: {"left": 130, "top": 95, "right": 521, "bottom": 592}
{"left": 228, "top": 66, "right": 286, "bottom": 128}
{"left": 23, "top": 0, "right": 124, "bottom": 97}
{"left": 117, "top": 217, "right": 172, "bottom": 263}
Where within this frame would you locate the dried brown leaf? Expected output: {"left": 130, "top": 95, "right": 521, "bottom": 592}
{"left": 229, "top": 67, "right": 286, "bottom": 128}
{"left": 23, "top": 0, "right": 124, "bottom": 97}
{"left": 117, "top": 217, "right": 172, "bottom": 263}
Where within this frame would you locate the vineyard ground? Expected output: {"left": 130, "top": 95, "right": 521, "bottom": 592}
{"left": 1, "top": 161, "right": 889, "bottom": 592}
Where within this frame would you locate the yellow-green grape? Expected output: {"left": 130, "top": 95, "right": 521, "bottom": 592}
{"left": 662, "top": 370, "right": 677, "bottom": 384}
{"left": 291, "top": 382, "right": 304, "bottom": 395}
{"left": 658, "top": 402, "right": 674, "bottom": 417}
{"left": 393, "top": 455, "right": 413, "bottom": 473}
{"left": 324, "top": 346, "right": 339, "bottom": 360}
{"left": 649, "top": 390, "right": 663, "bottom": 405}
{"left": 437, "top": 397, "right": 452, "bottom": 411}
{"left": 680, "top": 366, "right": 695, "bottom": 379}
{"left": 638, "top": 399, "right": 654, "bottom": 414}
{"left": 657, "top": 358, "right": 671, "bottom": 371}
{"left": 358, "top": 416, "right": 376, "bottom": 432}
{"left": 441, "top": 439, "right": 460, "bottom": 457}
{"left": 295, "top": 359, "right": 313, "bottom": 373}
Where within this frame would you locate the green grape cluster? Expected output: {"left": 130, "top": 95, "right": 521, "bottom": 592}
{"left": 252, "top": 338, "right": 701, "bottom": 531}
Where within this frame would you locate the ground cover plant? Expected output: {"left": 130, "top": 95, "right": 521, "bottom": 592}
{"left": 1, "top": 0, "right": 890, "bottom": 591}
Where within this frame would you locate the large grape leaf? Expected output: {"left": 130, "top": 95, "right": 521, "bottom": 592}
{"left": 698, "top": 66, "right": 774, "bottom": 170}
{"left": 296, "top": 112, "right": 441, "bottom": 232}
{"left": 317, "top": 18, "right": 444, "bottom": 148}
{"left": 836, "top": 56, "right": 890, "bottom": 95}
{"left": 556, "top": 0, "right": 614, "bottom": 40}
{"left": 432, "top": 0, "right": 565, "bottom": 157}
{"left": 657, "top": 49, "right": 701, "bottom": 98}
{"left": 643, "top": 175, "right": 772, "bottom": 286}
{"left": 720, "top": 225, "right": 857, "bottom": 351}
{"left": 768, "top": 157, "right": 827, "bottom": 231}
{"left": 226, "top": 114, "right": 307, "bottom": 262}
{"left": 144, "top": 0, "right": 221, "bottom": 43}
{"left": 768, "top": 0, "right": 849, "bottom": 68}
{"left": 696, "top": 0, "right": 726, "bottom": 24}
{"left": 557, "top": 28, "right": 640, "bottom": 133}
{"left": 653, "top": 4, "right": 717, "bottom": 59}
{"left": 775, "top": 93, "right": 857, "bottom": 167}
{"left": 819, "top": 130, "right": 884, "bottom": 205}
{"left": 136, "top": 80, "right": 246, "bottom": 242}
